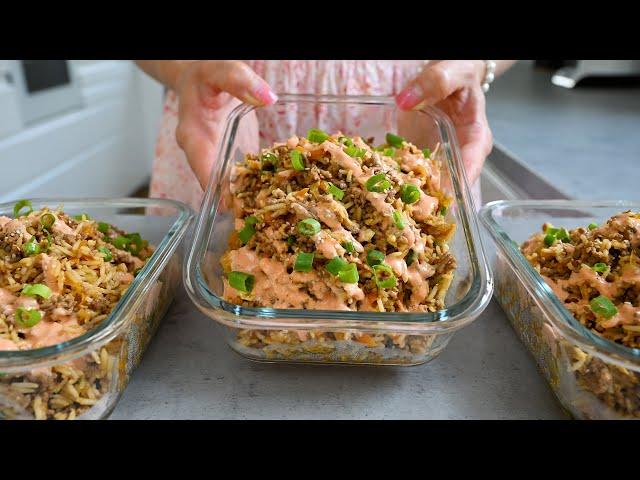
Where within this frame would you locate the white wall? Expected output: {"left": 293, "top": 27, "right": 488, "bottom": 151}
{"left": 0, "top": 60, "right": 164, "bottom": 203}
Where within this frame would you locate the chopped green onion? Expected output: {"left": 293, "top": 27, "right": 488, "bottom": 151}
{"left": 383, "top": 147, "right": 396, "bottom": 157}
{"left": 556, "top": 228, "right": 571, "bottom": 242}
{"left": 14, "top": 308, "right": 42, "bottom": 328}
{"left": 327, "top": 182, "right": 345, "bottom": 201}
{"left": 373, "top": 264, "right": 397, "bottom": 289}
{"left": 393, "top": 211, "right": 406, "bottom": 229}
{"left": 245, "top": 216, "right": 259, "bottom": 226}
{"left": 342, "top": 242, "right": 355, "bottom": 253}
{"left": 385, "top": 133, "right": 405, "bottom": 148}
{"left": 588, "top": 223, "right": 598, "bottom": 230}
{"left": 294, "top": 252, "right": 315, "bottom": 272}
{"left": 366, "top": 249, "right": 385, "bottom": 267}
{"left": 45, "top": 233, "right": 52, "bottom": 253}
{"left": 73, "top": 213, "right": 91, "bottom": 221}
{"left": 400, "top": 184, "right": 421, "bottom": 204}
{"left": 40, "top": 213, "right": 56, "bottom": 230}
{"left": 260, "top": 152, "right": 279, "bottom": 170}
{"left": 297, "top": 218, "right": 321, "bottom": 236}
{"left": 97, "top": 222, "right": 110, "bottom": 234}
{"left": 307, "top": 128, "right": 329, "bottom": 143}
{"left": 111, "top": 236, "right": 129, "bottom": 250}
{"left": 237, "top": 225, "right": 256, "bottom": 244}
{"left": 21, "top": 284, "right": 52, "bottom": 299}
{"left": 227, "top": 271, "right": 255, "bottom": 293}
{"left": 290, "top": 150, "right": 305, "bottom": 171}
{"left": 13, "top": 200, "right": 33, "bottom": 218}
{"left": 326, "top": 256, "right": 349, "bottom": 276}
{"left": 590, "top": 295, "right": 618, "bottom": 319}
{"left": 422, "top": 148, "right": 432, "bottom": 158}
{"left": 337, "top": 263, "right": 359, "bottom": 284}
{"left": 405, "top": 249, "right": 416, "bottom": 266}
{"left": 22, "top": 238, "right": 40, "bottom": 256}
{"left": 439, "top": 205, "right": 447, "bottom": 216}
{"left": 339, "top": 136, "right": 354, "bottom": 147}
{"left": 592, "top": 263, "right": 607, "bottom": 273}
{"left": 98, "top": 246, "right": 113, "bottom": 262}
{"left": 345, "top": 146, "right": 366, "bottom": 158}
{"left": 365, "top": 173, "right": 391, "bottom": 193}
{"left": 543, "top": 232, "right": 557, "bottom": 247}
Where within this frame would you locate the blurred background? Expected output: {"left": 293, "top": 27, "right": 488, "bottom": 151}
{"left": 0, "top": 60, "right": 163, "bottom": 202}
{"left": 1, "top": 60, "right": 639, "bottom": 205}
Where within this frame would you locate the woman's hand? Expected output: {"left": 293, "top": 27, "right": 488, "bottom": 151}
{"left": 173, "top": 61, "right": 278, "bottom": 188}
{"left": 395, "top": 60, "right": 493, "bottom": 184}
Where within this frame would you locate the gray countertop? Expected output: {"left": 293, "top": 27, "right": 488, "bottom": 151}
{"left": 110, "top": 61, "right": 639, "bottom": 420}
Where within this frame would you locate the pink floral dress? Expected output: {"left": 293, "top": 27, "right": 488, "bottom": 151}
{"left": 150, "top": 60, "right": 481, "bottom": 212}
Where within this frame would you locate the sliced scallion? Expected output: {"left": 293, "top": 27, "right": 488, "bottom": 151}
{"left": 40, "top": 213, "right": 56, "bottom": 230}
{"left": 294, "top": 252, "right": 315, "bottom": 272}
{"left": 21, "top": 284, "right": 52, "bottom": 299}
{"left": 13, "top": 200, "right": 33, "bottom": 218}
{"left": 297, "top": 218, "right": 321, "bottom": 236}
{"left": 228, "top": 271, "right": 255, "bottom": 293}
{"left": 393, "top": 211, "right": 406, "bottom": 229}
{"left": 14, "top": 308, "right": 42, "bottom": 328}
{"left": 342, "top": 242, "right": 355, "bottom": 253}
{"left": 385, "top": 133, "right": 405, "bottom": 148}
{"left": 373, "top": 264, "right": 397, "bottom": 289}
{"left": 307, "top": 129, "right": 329, "bottom": 143}
{"left": 337, "top": 263, "right": 359, "bottom": 284}
{"left": 590, "top": 295, "right": 617, "bottom": 319}
{"left": 327, "top": 182, "right": 345, "bottom": 201}
{"left": 365, "top": 173, "right": 391, "bottom": 193}
{"left": 400, "top": 184, "right": 420, "bottom": 204}
{"left": 98, "top": 246, "right": 113, "bottom": 262}
{"left": 326, "top": 257, "right": 349, "bottom": 276}
{"left": 290, "top": 150, "right": 305, "bottom": 171}
{"left": 366, "top": 249, "right": 385, "bottom": 267}
{"left": 22, "top": 238, "right": 40, "bottom": 257}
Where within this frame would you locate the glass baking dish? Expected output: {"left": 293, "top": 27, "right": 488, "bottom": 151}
{"left": 184, "top": 94, "right": 493, "bottom": 366}
{"left": 0, "top": 198, "right": 193, "bottom": 420}
{"left": 481, "top": 200, "right": 640, "bottom": 419}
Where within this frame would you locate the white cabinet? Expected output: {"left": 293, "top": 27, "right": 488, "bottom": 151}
{"left": 0, "top": 60, "right": 164, "bottom": 202}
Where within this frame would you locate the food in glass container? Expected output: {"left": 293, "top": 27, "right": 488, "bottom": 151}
{"left": 520, "top": 211, "right": 640, "bottom": 417}
{"left": 220, "top": 129, "right": 457, "bottom": 362}
{"left": 0, "top": 201, "right": 153, "bottom": 420}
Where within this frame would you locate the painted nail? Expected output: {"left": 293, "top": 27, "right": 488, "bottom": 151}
{"left": 251, "top": 83, "right": 279, "bottom": 105}
{"left": 395, "top": 83, "right": 423, "bottom": 110}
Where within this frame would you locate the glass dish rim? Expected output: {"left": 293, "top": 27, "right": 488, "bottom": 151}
{"left": 184, "top": 93, "right": 493, "bottom": 334}
{"left": 480, "top": 198, "right": 640, "bottom": 366}
{"left": 0, "top": 197, "right": 194, "bottom": 371}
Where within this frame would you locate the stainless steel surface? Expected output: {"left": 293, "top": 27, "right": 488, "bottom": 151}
{"left": 482, "top": 143, "right": 571, "bottom": 202}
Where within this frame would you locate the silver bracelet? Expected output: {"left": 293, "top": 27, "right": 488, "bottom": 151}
{"left": 482, "top": 60, "right": 497, "bottom": 93}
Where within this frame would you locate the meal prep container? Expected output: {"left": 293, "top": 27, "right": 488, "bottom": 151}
{"left": 481, "top": 200, "right": 640, "bottom": 419}
{"left": 185, "top": 94, "right": 493, "bottom": 366}
{"left": 0, "top": 198, "right": 193, "bottom": 420}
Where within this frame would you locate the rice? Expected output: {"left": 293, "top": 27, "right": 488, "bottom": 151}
{"left": 0, "top": 203, "right": 153, "bottom": 419}
{"left": 521, "top": 211, "right": 640, "bottom": 417}
{"left": 220, "top": 131, "right": 457, "bottom": 363}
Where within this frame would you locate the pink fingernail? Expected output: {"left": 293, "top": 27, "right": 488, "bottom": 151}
{"left": 395, "top": 84, "right": 423, "bottom": 110}
{"left": 252, "top": 83, "right": 279, "bottom": 105}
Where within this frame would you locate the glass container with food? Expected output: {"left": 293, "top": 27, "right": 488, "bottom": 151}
{"left": 185, "top": 94, "right": 493, "bottom": 366}
{"left": 481, "top": 200, "right": 640, "bottom": 419}
{"left": 0, "top": 198, "right": 193, "bottom": 419}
